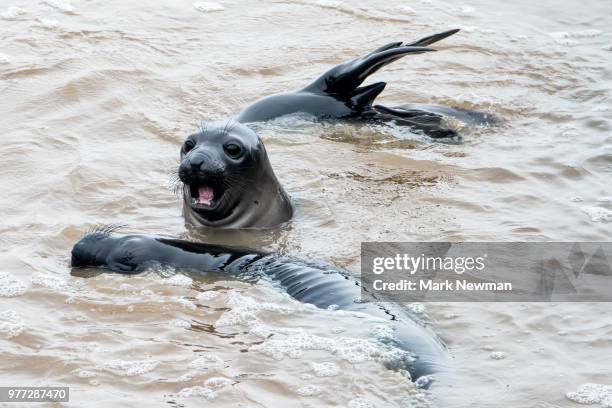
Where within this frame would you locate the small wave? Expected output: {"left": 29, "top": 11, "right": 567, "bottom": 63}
{"left": 187, "top": 354, "right": 224, "bottom": 370}
{"left": 193, "top": 2, "right": 224, "bottom": 13}
{"left": 0, "top": 53, "right": 11, "bottom": 65}
{"left": 0, "top": 6, "right": 25, "bottom": 19}
{"left": 37, "top": 18, "right": 61, "bottom": 30}
{"left": 550, "top": 30, "right": 603, "bottom": 39}
{"left": 348, "top": 398, "right": 376, "bottom": 408}
{"left": 43, "top": 0, "right": 75, "bottom": 13}
{"left": 550, "top": 30, "right": 603, "bottom": 47}
{"left": 581, "top": 206, "right": 612, "bottom": 223}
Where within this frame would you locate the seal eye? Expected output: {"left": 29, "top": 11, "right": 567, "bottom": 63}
{"left": 184, "top": 140, "right": 195, "bottom": 153}
{"left": 223, "top": 143, "right": 243, "bottom": 159}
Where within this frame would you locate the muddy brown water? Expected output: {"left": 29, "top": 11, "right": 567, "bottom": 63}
{"left": 1, "top": 0, "right": 611, "bottom": 407}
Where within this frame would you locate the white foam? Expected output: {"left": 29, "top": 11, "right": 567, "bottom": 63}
{"left": 187, "top": 354, "right": 224, "bottom": 370}
{"left": 204, "top": 377, "right": 232, "bottom": 389}
{"left": 170, "top": 319, "right": 191, "bottom": 328}
{"left": 197, "top": 291, "right": 220, "bottom": 301}
{"left": 0, "top": 53, "right": 12, "bottom": 65}
{"left": 310, "top": 362, "right": 339, "bottom": 377}
{"left": 581, "top": 206, "right": 612, "bottom": 222}
{"left": 251, "top": 329, "right": 404, "bottom": 364}
{"left": 159, "top": 274, "right": 193, "bottom": 287}
{"left": 0, "top": 310, "right": 26, "bottom": 339}
{"left": 396, "top": 5, "right": 415, "bottom": 14}
{"left": 176, "top": 372, "right": 197, "bottom": 382}
{"left": 566, "top": 383, "right": 612, "bottom": 407}
{"left": 1, "top": 6, "right": 25, "bottom": 19}
{"left": 177, "top": 386, "right": 216, "bottom": 399}
{"left": 75, "top": 370, "right": 96, "bottom": 378}
{"left": 215, "top": 291, "right": 294, "bottom": 329}
{"left": 296, "top": 384, "right": 321, "bottom": 396}
{"left": 407, "top": 303, "right": 426, "bottom": 314}
{"left": 193, "top": 2, "right": 224, "bottom": 13}
{"left": 30, "top": 273, "right": 74, "bottom": 292}
{"left": 315, "top": 0, "right": 343, "bottom": 8}
{"left": 348, "top": 398, "right": 376, "bottom": 408}
{"left": 0, "top": 272, "right": 28, "bottom": 297}
{"left": 370, "top": 324, "right": 395, "bottom": 342}
{"left": 37, "top": 18, "right": 60, "bottom": 29}
{"left": 490, "top": 351, "right": 507, "bottom": 360}
{"left": 118, "top": 283, "right": 136, "bottom": 291}
{"left": 43, "top": 0, "right": 75, "bottom": 13}
{"left": 458, "top": 5, "right": 477, "bottom": 17}
{"left": 103, "top": 358, "right": 159, "bottom": 376}
{"left": 172, "top": 297, "right": 196, "bottom": 310}
{"left": 550, "top": 30, "right": 603, "bottom": 39}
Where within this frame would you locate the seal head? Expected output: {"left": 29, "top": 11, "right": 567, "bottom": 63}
{"left": 178, "top": 121, "right": 293, "bottom": 229}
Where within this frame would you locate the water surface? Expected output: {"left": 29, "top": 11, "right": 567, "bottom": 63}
{"left": 1, "top": 0, "right": 611, "bottom": 406}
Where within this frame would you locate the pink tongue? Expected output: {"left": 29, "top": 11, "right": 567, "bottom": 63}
{"left": 197, "top": 186, "right": 214, "bottom": 205}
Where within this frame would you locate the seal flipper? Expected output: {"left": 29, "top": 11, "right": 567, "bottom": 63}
{"left": 350, "top": 82, "right": 387, "bottom": 111}
{"left": 368, "top": 28, "right": 460, "bottom": 55}
{"left": 372, "top": 104, "right": 459, "bottom": 139}
{"left": 304, "top": 46, "right": 435, "bottom": 95}
{"left": 374, "top": 104, "right": 445, "bottom": 125}
{"left": 303, "top": 29, "right": 460, "bottom": 99}
{"left": 404, "top": 28, "right": 461, "bottom": 47}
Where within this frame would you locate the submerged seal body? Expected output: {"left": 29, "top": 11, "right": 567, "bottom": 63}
{"left": 236, "top": 29, "right": 496, "bottom": 139}
{"left": 71, "top": 231, "right": 448, "bottom": 385}
{"left": 177, "top": 121, "right": 292, "bottom": 229}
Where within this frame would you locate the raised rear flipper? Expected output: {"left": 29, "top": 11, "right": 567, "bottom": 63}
{"left": 304, "top": 46, "right": 436, "bottom": 97}
{"left": 304, "top": 29, "right": 461, "bottom": 98}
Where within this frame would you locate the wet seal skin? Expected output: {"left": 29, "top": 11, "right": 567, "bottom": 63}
{"left": 71, "top": 230, "right": 448, "bottom": 387}
{"left": 176, "top": 121, "right": 293, "bottom": 229}
{"left": 236, "top": 29, "right": 498, "bottom": 140}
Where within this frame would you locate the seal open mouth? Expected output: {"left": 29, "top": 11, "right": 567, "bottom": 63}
{"left": 187, "top": 181, "right": 224, "bottom": 211}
